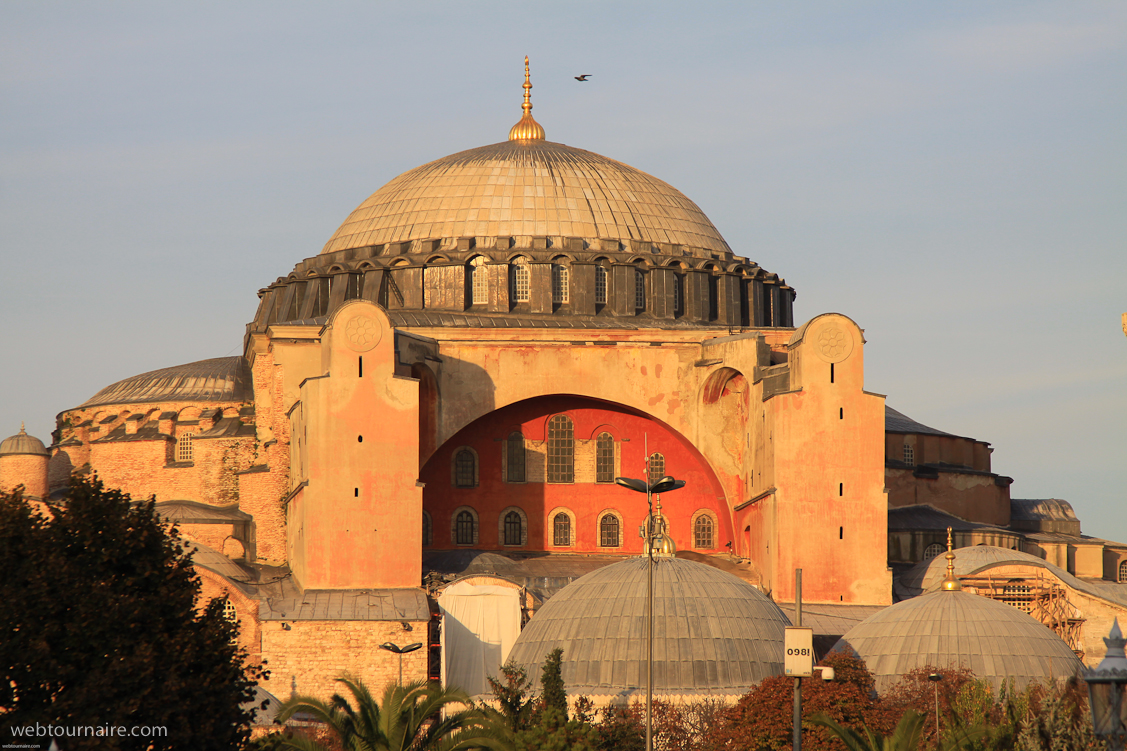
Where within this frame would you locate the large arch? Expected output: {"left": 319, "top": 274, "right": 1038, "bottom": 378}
{"left": 419, "top": 394, "right": 733, "bottom": 555}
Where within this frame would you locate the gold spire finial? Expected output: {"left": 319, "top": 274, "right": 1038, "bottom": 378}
{"left": 643, "top": 496, "right": 677, "bottom": 558}
{"left": 508, "top": 55, "right": 545, "bottom": 141}
{"left": 941, "top": 526, "right": 962, "bottom": 591}
{"left": 19, "top": 422, "right": 25, "bottom": 433}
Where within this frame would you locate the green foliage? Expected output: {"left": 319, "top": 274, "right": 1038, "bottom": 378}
{"left": 514, "top": 706, "right": 597, "bottom": 751}
{"left": 0, "top": 477, "right": 266, "bottom": 751}
{"left": 273, "top": 677, "right": 505, "bottom": 751}
{"left": 539, "top": 649, "right": 567, "bottom": 721}
{"left": 811, "top": 709, "right": 986, "bottom": 751}
{"left": 486, "top": 661, "right": 538, "bottom": 733}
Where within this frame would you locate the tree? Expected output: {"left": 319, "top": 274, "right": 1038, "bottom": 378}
{"left": 539, "top": 649, "right": 567, "bottom": 721}
{"left": 486, "top": 661, "right": 538, "bottom": 733}
{"left": 272, "top": 677, "right": 505, "bottom": 751}
{"left": 0, "top": 478, "right": 267, "bottom": 750}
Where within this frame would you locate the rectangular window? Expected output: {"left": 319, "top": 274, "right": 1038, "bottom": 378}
{"left": 594, "top": 266, "right": 607, "bottom": 305}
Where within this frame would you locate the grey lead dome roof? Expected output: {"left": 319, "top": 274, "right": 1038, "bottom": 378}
{"left": 506, "top": 556, "right": 789, "bottom": 697}
{"left": 0, "top": 426, "right": 49, "bottom": 457}
{"left": 831, "top": 589, "right": 1082, "bottom": 693}
{"left": 78, "top": 357, "right": 253, "bottom": 409}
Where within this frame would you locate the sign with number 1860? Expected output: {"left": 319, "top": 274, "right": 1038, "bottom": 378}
{"left": 784, "top": 627, "right": 813, "bottom": 676}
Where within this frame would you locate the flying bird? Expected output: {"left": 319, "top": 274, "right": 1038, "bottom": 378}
{"left": 575, "top": 74, "right": 592, "bottom": 81}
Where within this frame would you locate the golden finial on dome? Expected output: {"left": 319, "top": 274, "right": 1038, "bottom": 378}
{"left": 643, "top": 496, "right": 677, "bottom": 558}
{"left": 508, "top": 55, "right": 546, "bottom": 141}
{"left": 941, "top": 526, "right": 962, "bottom": 591}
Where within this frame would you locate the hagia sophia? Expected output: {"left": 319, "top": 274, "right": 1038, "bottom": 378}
{"left": 2, "top": 60, "right": 1125, "bottom": 705}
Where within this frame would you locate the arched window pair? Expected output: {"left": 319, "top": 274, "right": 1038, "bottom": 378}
{"left": 452, "top": 507, "right": 524, "bottom": 547}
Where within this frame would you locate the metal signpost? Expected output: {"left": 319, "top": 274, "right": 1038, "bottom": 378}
{"left": 786, "top": 569, "right": 812, "bottom": 751}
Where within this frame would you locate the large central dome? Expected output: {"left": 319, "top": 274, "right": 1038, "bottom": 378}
{"left": 320, "top": 140, "right": 733, "bottom": 257}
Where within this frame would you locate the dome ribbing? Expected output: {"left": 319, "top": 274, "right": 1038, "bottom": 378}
{"left": 507, "top": 556, "right": 788, "bottom": 697}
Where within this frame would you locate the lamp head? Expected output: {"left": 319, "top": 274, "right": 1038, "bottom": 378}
{"left": 649, "top": 476, "right": 685, "bottom": 494}
{"left": 614, "top": 477, "right": 649, "bottom": 494}
{"left": 379, "top": 642, "right": 401, "bottom": 653}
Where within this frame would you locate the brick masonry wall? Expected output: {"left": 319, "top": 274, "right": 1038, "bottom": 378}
{"left": 196, "top": 567, "right": 262, "bottom": 665}
{"left": 0, "top": 454, "right": 48, "bottom": 498}
{"left": 261, "top": 620, "right": 429, "bottom": 702}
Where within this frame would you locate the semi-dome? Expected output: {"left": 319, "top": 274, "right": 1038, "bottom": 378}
{"left": 78, "top": 356, "right": 253, "bottom": 409}
{"left": 0, "top": 424, "right": 49, "bottom": 457}
{"left": 506, "top": 556, "right": 789, "bottom": 698}
{"left": 320, "top": 139, "right": 732, "bottom": 257}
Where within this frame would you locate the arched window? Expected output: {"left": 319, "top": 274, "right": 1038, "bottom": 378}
{"left": 547, "top": 415, "right": 574, "bottom": 483}
{"left": 1119, "top": 559, "right": 1127, "bottom": 582}
{"left": 634, "top": 269, "right": 645, "bottom": 310}
{"left": 503, "top": 510, "right": 523, "bottom": 546}
{"left": 923, "top": 543, "right": 945, "bottom": 560}
{"left": 510, "top": 258, "right": 530, "bottom": 303}
{"left": 708, "top": 273, "right": 719, "bottom": 320}
{"left": 595, "top": 432, "right": 615, "bottom": 483}
{"left": 694, "top": 514, "right": 715, "bottom": 549}
{"left": 903, "top": 444, "right": 915, "bottom": 466}
{"left": 454, "top": 449, "right": 477, "bottom": 488}
{"left": 647, "top": 453, "right": 665, "bottom": 485}
{"left": 469, "top": 256, "right": 488, "bottom": 305}
{"left": 422, "top": 512, "right": 432, "bottom": 546}
{"left": 223, "top": 599, "right": 237, "bottom": 623}
{"left": 599, "top": 513, "right": 621, "bottom": 548}
{"left": 506, "top": 432, "right": 526, "bottom": 483}
{"left": 553, "top": 512, "right": 572, "bottom": 547}
{"left": 455, "top": 509, "right": 477, "bottom": 545}
{"left": 552, "top": 264, "right": 569, "bottom": 303}
{"left": 177, "top": 433, "right": 194, "bottom": 463}
{"left": 594, "top": 265, "right": 608, "bottom": 305}
{"left": 673, "top": 273, "right": 683, "bottom": 315}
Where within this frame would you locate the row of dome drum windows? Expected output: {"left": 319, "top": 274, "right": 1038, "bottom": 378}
{"left": 421, "top": 506, "right": 719, "bottom": 550}
{"left": 451, "top": 417, "right": 665, "bottom": 486}
{"left": 262, "top": 256, "right": 791, "bottom": 327}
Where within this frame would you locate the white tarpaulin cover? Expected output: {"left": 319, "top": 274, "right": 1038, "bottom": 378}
{"left": 438, "top": 581, "right": 522, "bottom": 698}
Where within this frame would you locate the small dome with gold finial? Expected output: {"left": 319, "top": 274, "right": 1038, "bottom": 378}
{"left": 0, "top": 423, "right": 49, "bottom": 457}
{"left": 508, "top": 55, "right": 545, "bottom": 141}
{"left": 830, "top": 527, "right": 1082, "bottom": 692}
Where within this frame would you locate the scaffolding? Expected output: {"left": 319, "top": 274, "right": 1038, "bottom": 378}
{"left": 960, "top": 570, "right": 1085, "bottom": 660}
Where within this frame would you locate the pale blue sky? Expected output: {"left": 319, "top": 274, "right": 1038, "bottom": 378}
{"left": 3, "top": 2, "right": 1125, "bottom": 543}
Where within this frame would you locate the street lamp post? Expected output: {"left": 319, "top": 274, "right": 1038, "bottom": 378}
{"left": 1083, "top": 618, "right": 1127, "bottom": 751}
{"left": 379, "top": 641, "right": 423, "bottom": 685}
{"left": 928, "top": 673, "right": 943, "bottom": 744}
{"left": 614, "top": 473, "right": 685, "bottom": 751}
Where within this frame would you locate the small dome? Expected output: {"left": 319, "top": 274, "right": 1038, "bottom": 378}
{"left": 506, "top": 556, "right": 789, "bottom": 697}
{"left": 0, "top": 425, "right": 49, "bottom": 457}
{"left": 831, "top": 589, "right": 1082, "bottom": 692}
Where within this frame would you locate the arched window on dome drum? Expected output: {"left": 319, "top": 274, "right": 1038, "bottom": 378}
{"left": 634, "top": 269, "right": 645, "bottom": 311}
{"left": 694, "top": 515, "right": 714, "bottom": 549}
{"left": 455, "top": 449, "right": 476, "bottom": 488}
{"left": 595, "top": 433, "right": 615, "bottom": 483}
{"left": 455, "top": 510, "right": 476, "bottom": 545}
{"left": 547, "top": 415, "right": 574, "bottom": 483}
{"left": 594, "top": 265, "right": 608, "bottom": 305}
{"left": 1119, "top": 559, "right": 1127, "bottom": 583}
{"left": 552, "top": 264, "right": 569, "bottom": 304}
{"left": 176, "top": 433, "right": 194, "bottom": 463}
{"left": 469, "top": 256, "right": 488, "bottom": 305}
{"left": 507, "top": 432, "right": 526, "bottom": 483}
{"left": 673, "top": 274, "right": 683, "bottom": 315}
{"left": 503, "top": 511, "right": 523, "bottom": 546}
{"left": 510, "top": 258, "right": 530, "bottom": 303}
{"left": 923, "top": 543, "right": 945, "bottom": 560}
{"left": 903, "top": 444, "right": 915, "bottom": 466}
{"left": 343, "top": 273, "right": 362, "bottom": 301}
{"left": 708, "top": 274, "right": 719, "bottom": 320}
{"left": 553, "top": 513, "right": 571, "bottom": 547}
{"left": 599, "top": 514, "right": 620, "bottom": 548}
{"left": 647, "top": 453, "right": 665, "bottom": 485}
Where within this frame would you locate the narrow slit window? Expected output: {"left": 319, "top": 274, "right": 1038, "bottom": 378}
{"left": 830, "top": 363, "right": 835, "bottom": 383}
{"left": 839, "top": 407, "right": 843, "bottom": 420}
{"left": 354, "top": 488, "right": 359, "bottom": 497}
{"left": 839, "top": 526, "right": 843, "bottom": 540}
{"left": 839, "top": 483, "right": 843, "bottom": 497}
{"left": 359, "top": 356, "right": 363, "bottom": 378}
